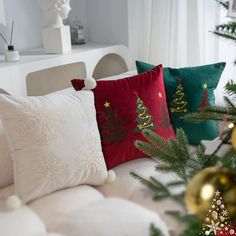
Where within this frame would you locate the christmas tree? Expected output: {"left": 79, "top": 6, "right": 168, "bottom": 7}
{"left": 170, "top": 79, "right": 188, "bottom": 114}
{"left": 134, "top": 96, "right": 156, "bottom": 133}
{"left": 200, "top": 190, "right": 236, "bottom": 236}
{"left": 198, "top": 83, "right": 210, "bottom": 111}
{"left": 100, "top": 102, "right": 129, "bottom": 143}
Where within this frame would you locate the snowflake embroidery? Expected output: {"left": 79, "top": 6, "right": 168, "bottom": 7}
{"left": 71, "top": 134, "right": 106, "bottom": 185}
{"left": 37, "top": 153, "right": 68, "bottom": 187}
{"left": 17, "top": 98, "right": 65, "bottom": 146}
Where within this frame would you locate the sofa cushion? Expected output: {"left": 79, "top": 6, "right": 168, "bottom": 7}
{"left": 0, "top": 91, "right": 108, "bottom": 203}
{"left": 72, "top": 65, "right": 175, "bottom": 169}
{"left": 0, "top": 202, "right": 47, "bottom": 236}
{"left": 34, "top": 197, "right": 169, "bottom": 236}
{"left": 29, "top": 185, "right": 104, "bottom": 230}
{"left": 0, "top": 121, "right": 13, "bottom": 188}
{"left": 96, "top": 158, "right": 188, "bottom": 234}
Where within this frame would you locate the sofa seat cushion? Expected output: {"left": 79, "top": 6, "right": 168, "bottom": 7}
{"left": 29, "top": 185, "right": 104, "bottom": 230}
{"left": 36, "top": 197, "right": 169, "bottom": 236}
{"left": 0, "top": 201, "right": 47, "bottom": 236}
{"left": 96, "top": 158, "right": 185, "bottom": 234}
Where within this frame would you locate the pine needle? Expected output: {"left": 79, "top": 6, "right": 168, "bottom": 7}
{"left": 215, "top": 0, "right": 229, "bottom": 9}
{"left": 225, "top": 81, "right": 236, "bottom": 99}
{"left": 150, "top": 224, "right": 165, "bottom": 236}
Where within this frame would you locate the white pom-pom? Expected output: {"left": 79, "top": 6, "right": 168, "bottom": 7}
{"left": 106, "top": 170, "right": 116, "bottom": 184}
{"left": 6, "top": 195, "right": 22, "bottom": 210}
{"left": 84, "top": 77, "right": 97, "bottom": 90}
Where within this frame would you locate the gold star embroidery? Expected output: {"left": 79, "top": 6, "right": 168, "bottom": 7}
{"left": 104, "top": 102, "right": 110, "bottom": 108}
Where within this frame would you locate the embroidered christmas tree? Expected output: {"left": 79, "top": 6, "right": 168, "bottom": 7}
{"left": 199, "top": 190, "right": 236, "bottom": 236}
{"left": 158, "top": 92, "right": 172, "bottom": 131}
{"left": 135, "top": 96, "right": 156, "bottom": 133}
{"left": 170, "top": 79, "right": 188, "bottom": 114}
{"left": 198, "top": 83, "right": 210, "bottom": 111}
{"left": 100, "top": 102, "right": 129, "bottom": 143}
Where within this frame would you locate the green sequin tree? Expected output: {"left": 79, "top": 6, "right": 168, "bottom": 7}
{"left": 170, "top": 79, "right": 188, "bottom": 114}
{"left": 135, "top": 96, "right": 156, "bottom": 133}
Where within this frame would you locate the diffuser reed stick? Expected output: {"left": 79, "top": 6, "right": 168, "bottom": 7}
{"left": 0, "top": 21, "right": 20, "bottom": 62}
{"left": 0, "top": 21, "right": 14, "bottom": 46}
{"left": 0, "top": 32, "right": 8, "bottom": 45}
{"left": 10, "top": 21, "right": 14, "bottom": 46}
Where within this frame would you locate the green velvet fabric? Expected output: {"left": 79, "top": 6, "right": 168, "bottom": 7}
{"left": 136, "top": 61, "right": 226, "bottom": 144}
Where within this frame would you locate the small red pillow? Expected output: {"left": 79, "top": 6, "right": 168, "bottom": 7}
{"left": 72, "top": 65, "right": 175, "bottom": 169}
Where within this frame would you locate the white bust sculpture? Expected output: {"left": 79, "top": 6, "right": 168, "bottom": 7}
{"left": 37, "top": 0, "right": 71, "bottom": 28}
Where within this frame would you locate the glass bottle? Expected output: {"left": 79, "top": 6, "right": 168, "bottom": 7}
{"left": 71, "top": 17, "right": 85, "bottom": 45}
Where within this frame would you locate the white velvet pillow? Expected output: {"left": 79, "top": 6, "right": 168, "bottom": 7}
{"left": 0, "top": 91, "right": 108, "bottom": 203}
{"left": 0, "top": 121, "right": 13, "bottom": 188}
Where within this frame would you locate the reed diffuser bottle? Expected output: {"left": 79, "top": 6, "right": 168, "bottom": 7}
{"left": 0, "top": 21, "right": 20, "bottom": 62}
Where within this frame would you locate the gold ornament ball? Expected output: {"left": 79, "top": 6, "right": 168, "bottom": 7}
{"left": 232, "top": 126, "right": 236, "bottom": 150}
{"left": 185, "top": 166, "right": 236, "bottom": 221}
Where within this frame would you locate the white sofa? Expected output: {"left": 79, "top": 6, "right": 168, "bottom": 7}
{"left": 0, "top": 157, "right": 183, "bottom": 236}
{"left": 0, "top": 71, "right": 222, "bottom": 236}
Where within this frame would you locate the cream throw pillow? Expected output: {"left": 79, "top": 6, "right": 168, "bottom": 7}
{"left": 0, "top": 121, "right": 13, "bottom": 188}
{"left": 0, "top": 91, "right": 108, "bottom": 203}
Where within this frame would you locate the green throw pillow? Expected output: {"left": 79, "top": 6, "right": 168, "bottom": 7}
{"left": 136, "top": 61, "right": 226, "bottom": 144}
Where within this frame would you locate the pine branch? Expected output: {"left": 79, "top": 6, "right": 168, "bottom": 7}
{"left": 225, "top": 80, "right": 236, "bottom": 99}
{"left": 224, "top": 96, "right": 236, "bottom": 112}
{"left": 135, "top": 136, "right": 183, "bottom": 167}
{"left": 213, "top": 21, "right": 236, "bottom": 43}
{"left": 135, "top": 141, "right": 160, "bottom": 158}
{"left": 167, "top": 180, "right": 186, "bottom": 187}
{"left": 130, "top": 171, "right": 186, "bottom": 205}
{"left": 136, "top": 129, "right": 216, "bottom": 182}
{"left": 142, "top": 129, "right": 172, "bottom": 152}
{"left": 166, "top": 211, "right": 201, "bottom": 236}
{"left": 150, "top": 224, "right": 164, "bottom": 236}
{"left": 215, "top": 0, "right": 229, "bottom": 10}
{"left": 183, "top": 104, "right": 236, "bottom": 123}
{"left": 130, "top": 172, "right": 161, "bottom": 192}
{"left": 220, "top": 147, "right": 236, "bottom": 171}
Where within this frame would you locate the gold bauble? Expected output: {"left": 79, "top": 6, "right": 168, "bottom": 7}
{"left": 185, "top": 166, "right": 236, "bottom": 221}
{"left": 231, "top": 126, "right": 236, "bottom": 150}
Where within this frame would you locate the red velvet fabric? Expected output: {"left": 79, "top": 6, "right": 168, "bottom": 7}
{"left": 71, "top": 65, "right": 175, "bottom": 169}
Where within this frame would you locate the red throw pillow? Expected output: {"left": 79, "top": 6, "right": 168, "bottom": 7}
{"left": 72, "top": 65, "right": 175, "bottom": 169}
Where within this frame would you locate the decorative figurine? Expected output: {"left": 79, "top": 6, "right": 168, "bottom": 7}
{"left": 37, "top": 0, "right": 72, "bottom": 54}
{"left": 37, "top": 0, "right": 71, "bottom": 28}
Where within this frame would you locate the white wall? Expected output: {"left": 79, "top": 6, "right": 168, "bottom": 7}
{"left": 86, "top": 0, "right": 129, "bottom": 46}
{"left": 0, "top": 0, "right": 42, "bottom": 53}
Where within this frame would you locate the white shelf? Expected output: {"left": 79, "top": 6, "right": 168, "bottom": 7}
{"left": 0, "top": 42, "right": 131, "bottom": 96}
{"left": 0, "top": 43, "right": 112, "bottom": 68}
